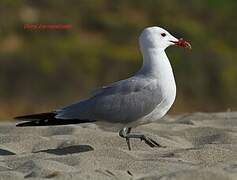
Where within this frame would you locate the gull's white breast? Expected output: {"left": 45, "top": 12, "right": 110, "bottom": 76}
{"left": 131, "top": 49, "right": 177, "bottom": 126}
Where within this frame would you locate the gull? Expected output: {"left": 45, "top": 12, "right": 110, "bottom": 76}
{"left": 15, "top": 26, "right": 191, "bottom": 150}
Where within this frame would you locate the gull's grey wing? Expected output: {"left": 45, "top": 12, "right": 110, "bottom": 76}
{"left": 56, "top": 76, "right": 162, "bottom": 124}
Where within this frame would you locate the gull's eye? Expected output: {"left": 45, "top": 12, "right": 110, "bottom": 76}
{"left": 161, "top": 33, "right": 166, "bottom": 37}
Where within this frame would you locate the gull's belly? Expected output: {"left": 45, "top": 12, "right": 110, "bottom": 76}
{"left": 151, "top": 84, "right": 176, "bottom": 120}
{"left": 148, "top": 96, "right": 175, "bottom": 120}
{"left": 133, "top": 82, "right": 176, "bottom": 126}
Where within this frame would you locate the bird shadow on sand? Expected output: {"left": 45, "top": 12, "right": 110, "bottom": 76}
{"left": 34, "top": 145, "right": 94, "bottom": 155}
{"left": 0, "top": 149, "right": 16, "bottom": 156}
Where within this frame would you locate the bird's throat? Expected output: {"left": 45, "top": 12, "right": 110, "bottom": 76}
{"left": 140, "top": 49, "right": 173, "bottom": 78}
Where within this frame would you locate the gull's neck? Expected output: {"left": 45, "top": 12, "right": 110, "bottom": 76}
{"left": 138, "top": 48, "right": 174, "bottom": 79}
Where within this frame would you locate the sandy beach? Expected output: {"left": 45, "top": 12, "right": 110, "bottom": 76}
{"left": 0, "top": 112, "right": 237, "bottom": 179}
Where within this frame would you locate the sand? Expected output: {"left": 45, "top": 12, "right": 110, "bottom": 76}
{"left": 0, "top": 112, "right": 237, "bottom": 180}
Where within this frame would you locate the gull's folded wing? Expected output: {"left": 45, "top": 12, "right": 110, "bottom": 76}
{"left": 56, "top": 76, "right": 162, "bottom": 124}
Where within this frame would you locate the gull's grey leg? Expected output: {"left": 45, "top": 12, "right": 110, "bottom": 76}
{"left": 119, "top": 127, "right": 162, "bottom": 150}
{"left": 119, "top": 127, "right": 132, "bottom": 150}
{"left": 125, "top": 127, "right": 132, "bottom": 150}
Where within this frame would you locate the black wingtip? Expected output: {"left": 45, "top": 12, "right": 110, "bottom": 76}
{"left": 16, "top": 118, "right": 54, "bottom": 126}
{"left": 15, "top": 112, "right": 56, "bottom": 126}
{"left": 16, "top": 118, "right": 97, "bottom": 127}
{"left": 15, "top": 112, "right": 97, "bottom": 127}
{"left": 14, "top": 112, "right": 56, "bottom": 120}
{"left": 16, "top": 120, "right": 40, "bottom": 127}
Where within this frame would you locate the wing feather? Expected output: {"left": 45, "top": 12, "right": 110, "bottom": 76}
{"left": 56, "top": 76, "right": 162, "bottom": 123}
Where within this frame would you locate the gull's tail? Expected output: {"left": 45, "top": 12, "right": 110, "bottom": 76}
{"left": 15, "top": 112, "right": 95, "bottom": 127}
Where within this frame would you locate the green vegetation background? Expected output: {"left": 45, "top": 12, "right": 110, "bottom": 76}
{"left": 0, "top": 0, "right": 236, "bottom": 119}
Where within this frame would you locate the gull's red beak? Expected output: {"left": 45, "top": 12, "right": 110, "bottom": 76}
{"left": 170, "top": 38, "right": 191, "bottom": 49}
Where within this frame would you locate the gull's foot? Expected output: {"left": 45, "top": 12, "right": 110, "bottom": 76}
{"left": 119, "top": 128, "right": 166, "bottom": 150}
{"left": 140, "top": 135, "right": 162, "bottom": 148}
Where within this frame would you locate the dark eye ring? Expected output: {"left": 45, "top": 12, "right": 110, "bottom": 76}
{"left": 161, "top": 33, "right": 166, "bottom": 37}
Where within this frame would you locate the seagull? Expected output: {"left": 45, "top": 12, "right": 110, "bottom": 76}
{"left": 15, "top": 26, "right": 191, "bottom": 150}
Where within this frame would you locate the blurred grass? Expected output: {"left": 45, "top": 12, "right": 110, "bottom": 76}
{"left": 0, "top": 0, "right": 236, "bottom": 119}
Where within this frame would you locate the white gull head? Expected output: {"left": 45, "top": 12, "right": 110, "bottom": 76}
{"left": 139, "top": 26, "right": 191, "bottom": 51}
